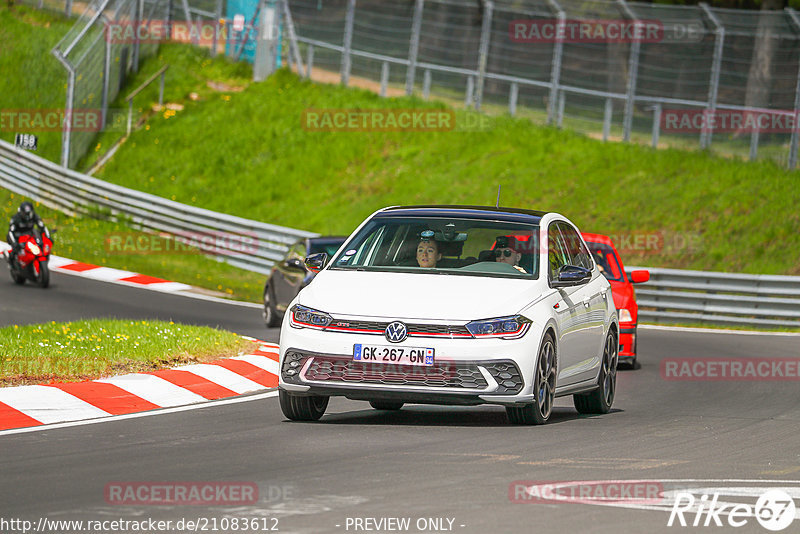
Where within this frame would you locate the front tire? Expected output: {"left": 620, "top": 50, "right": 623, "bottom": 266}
{"left": 279, "top": 389, "right": 328, "bottom": 421}
{"left": 369, "top": 400, "right": 404, "bottom": 411}
{"left": 506, "top": 332, "right": 557, "bottom": 425}
{"left": 36, "top": 262, "right": 49, "bottom": 288}
{"left": 263, "top": 286, "right": 280, "bottom": 328}
{"left": 574, "top": 330, "right": 618, "bottom": 414}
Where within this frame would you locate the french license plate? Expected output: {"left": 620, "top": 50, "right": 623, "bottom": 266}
{"left": 353, "top": 344, "right": 434, "bottom": 366}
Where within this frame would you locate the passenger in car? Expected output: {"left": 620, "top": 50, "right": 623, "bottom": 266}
{"left": 416, "top": 236, "right": 442, "bottom": 268}
{"left": 494, "top": 236, "right": 527, "bottom": 273}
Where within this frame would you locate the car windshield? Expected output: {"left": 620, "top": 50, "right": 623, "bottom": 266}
{"left": 585, "top": 241, "right": 624, "bottom": 282}
{"left": 330, "top": 216, "right": 539, "bottom": 279}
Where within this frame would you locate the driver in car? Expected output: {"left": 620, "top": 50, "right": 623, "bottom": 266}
{"left": 494, "top": 236, "right": 527, "bottom": 273}
{"left": 416, "top": 230, "right": 442, "bottom": 268}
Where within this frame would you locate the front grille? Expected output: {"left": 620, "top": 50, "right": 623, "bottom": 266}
{"left": 304, "top": 356, "right": 488, "bottom": 389}
{"left": 325, "top": 319, "right": 472, "bottom": 338}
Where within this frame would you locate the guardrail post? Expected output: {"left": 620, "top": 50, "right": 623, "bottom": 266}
{"left": 603, "top": 98, "right": 612, "bottom": 141}
{"left": 618, "top": 0, "right": 641, "bottom": 142}
{"left": 474, "top": 0, "right": 493, "bottom": 111}
{"left": 212, "top": 0, "right": 223, "bottom": 57}
{"left": 651, "top": 103, "right": 661, "bottom": 148}
{"left": 159, "top": 70, "right": 166, "bottom": 106}
{"left": 306, "top": 44, "right": 314, "bottom": 79}
{"left": 423, "top": 69, "right": 431, "bottom": 100}
{"left": 545, "top": 0, "right": 565, "bottom": 125}
{"left": 127, "top": 99, "right": 133, "bottom": 136}
{"left": 65, "top": 0, "right": 72, "bottom": 17}
{"left": 101, "top": 20, "right": 112, "bottom": 128}
{"left": 53, "top": 51, "right": 75, "bottom": 168}
{"left": 406, "top": 0, "right": 424, "bottom": 95}
{"left": 132, "top": 0, "right": 143, "bottom": 72}
{"left": 282, "top": 0, "right": 305, "bottom": 78}
{"left": 465, "top": 76, "right": 474, "bottom": 108}
{"left": 785, "top": 8, "right": 800, "bottom": 169}
{"left": 700, "top": 3, "right": 724, "bottom": 150}
{"left": 341, "top": 0, "right": 356, "bottom": 86}
{"left": 380, "top": 61, "right": 389, "bottom": 97}
{"left": 509, "top": 82, "right": 518, "bottom": 117}
{"left": 557, "top": 90, "right": 565, "bottom": 128}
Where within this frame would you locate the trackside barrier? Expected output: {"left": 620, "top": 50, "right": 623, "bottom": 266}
{"left": 626, "top": 266, "right": 800, "bottom": 328}
{"left": 0, "top": 139, "right": 317, "bottom": 274}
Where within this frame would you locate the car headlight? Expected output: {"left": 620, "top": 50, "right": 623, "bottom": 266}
{"left": 465, "top": 315, "right": 531, "bottom": 339}
{"left": 619, "top": 309, "right": 633, "bottom": 323}
{"left": 290, "top": 304, "right": 333, "bottom": 329}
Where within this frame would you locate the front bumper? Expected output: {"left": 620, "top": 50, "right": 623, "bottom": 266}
{"left": 279, "top": 324, "right": 538, "bottom": 406}
{"left": 619, "top": 326, "right": 637, "bottom": 360}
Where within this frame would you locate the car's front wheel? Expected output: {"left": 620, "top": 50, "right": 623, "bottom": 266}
{"left": 506, "top": 332, "right": 556, "bottom": 425}
{"left": 574, "top": 330, "right": 618, "bottom": 414}
{"left": 369, "top": 400, "right": 404, "bottom": 410}
{"left": 279, "top": 390, "right": 329, "bottom": 421}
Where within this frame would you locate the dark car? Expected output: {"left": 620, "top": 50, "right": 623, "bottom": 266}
{"left": 263, "top": 236, "right": 347, "bottom": 327}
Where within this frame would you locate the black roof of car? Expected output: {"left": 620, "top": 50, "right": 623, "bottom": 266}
{"left": 378, "top": 205, "right": 550, "bottom": 224}
{"left": 308, "top": 236, "right": 348, "bottom": 245}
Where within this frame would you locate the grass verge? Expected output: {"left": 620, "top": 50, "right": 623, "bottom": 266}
{"left": 0, "top": 319, "right": 257, "bottom": 386}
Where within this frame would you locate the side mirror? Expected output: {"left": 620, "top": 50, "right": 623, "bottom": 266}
{"left": 630, "top": 270, "right": 650, "bottom": 284}
{"left": 304, "top": 252, "right": 328, "bottom": 274}
{"left": 552, "top": 265, "right": 592, "bottom": 287}
{"left": 285, "top": 258, "right": 305, "bottom": 271}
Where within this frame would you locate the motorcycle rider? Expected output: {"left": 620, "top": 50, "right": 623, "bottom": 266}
{"left": 6, "top": 201, "right": 51, "bottom": 265}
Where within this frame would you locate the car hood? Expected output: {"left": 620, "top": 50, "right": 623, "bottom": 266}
{"left": 298, "top": 269, "right": 546, "bottom": 322}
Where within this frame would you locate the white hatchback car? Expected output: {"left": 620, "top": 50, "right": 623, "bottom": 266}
{"left": 278, "top": 206, "right": 619, "bottom": 425}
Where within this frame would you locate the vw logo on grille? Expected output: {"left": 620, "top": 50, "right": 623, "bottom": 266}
{"left": 385, "top": 321, "right": 408, "bottom": 343}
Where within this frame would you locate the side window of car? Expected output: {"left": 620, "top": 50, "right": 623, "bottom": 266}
{"left": 547, "top": 223, "right": 570, "bottom": 281}
{"left": 557, "top": 223, "right": 593, "bottom": 271}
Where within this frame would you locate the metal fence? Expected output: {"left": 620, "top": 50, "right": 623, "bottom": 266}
{"left": 48, "top": 0, "right": 169, "bottom": 168}
{"left": 0, "top": 139, "right": 316, "bottom": 274}
{"left": 627, "top": 266, "right": 800, "bottom": 328}
{"left": 288, "top": 0, "right": 800, "bottom": 169}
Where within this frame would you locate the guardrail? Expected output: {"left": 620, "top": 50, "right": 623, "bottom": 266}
{"left": 0, "top": 139, "right": 317, "bottom": 275}
{"left": 626, "top": 266, "right": 800, "bottom": 328}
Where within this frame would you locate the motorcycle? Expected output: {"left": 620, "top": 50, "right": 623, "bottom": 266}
{"left": 4, "top": 232, "right": 54, "bottom": 288}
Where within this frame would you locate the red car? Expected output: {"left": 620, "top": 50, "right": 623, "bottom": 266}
{"left": 582, "top": 233, "right": 649, "bottom": 368}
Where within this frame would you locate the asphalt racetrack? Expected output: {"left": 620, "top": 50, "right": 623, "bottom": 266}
{"left": 1, "top": 271, "right": 799, "bottom": 533}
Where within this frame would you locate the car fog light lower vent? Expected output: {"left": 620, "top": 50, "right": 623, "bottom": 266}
{"left": 484, "top": 361, "right": 524, "bottom": 394}
{"left": 282, "top": 352, "right": 308, "bottom": 384}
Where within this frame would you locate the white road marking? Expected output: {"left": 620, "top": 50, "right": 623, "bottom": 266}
{"left": 231, "top": 355, "right": 280, "bottom": 375}
{"left": 640, "top": 324, "right": 800, "bottom": 337}
{"left": 0, "top": 391, "right": 279, "bottom": 437}
{"left": 95, "top": 373, "right": 206, "bottom": 407}
{"left": 0, "top": 385, "right": 110, "bottom": 424}
{"left": 174, "top": 363, "right": 265, "bottom": 394}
